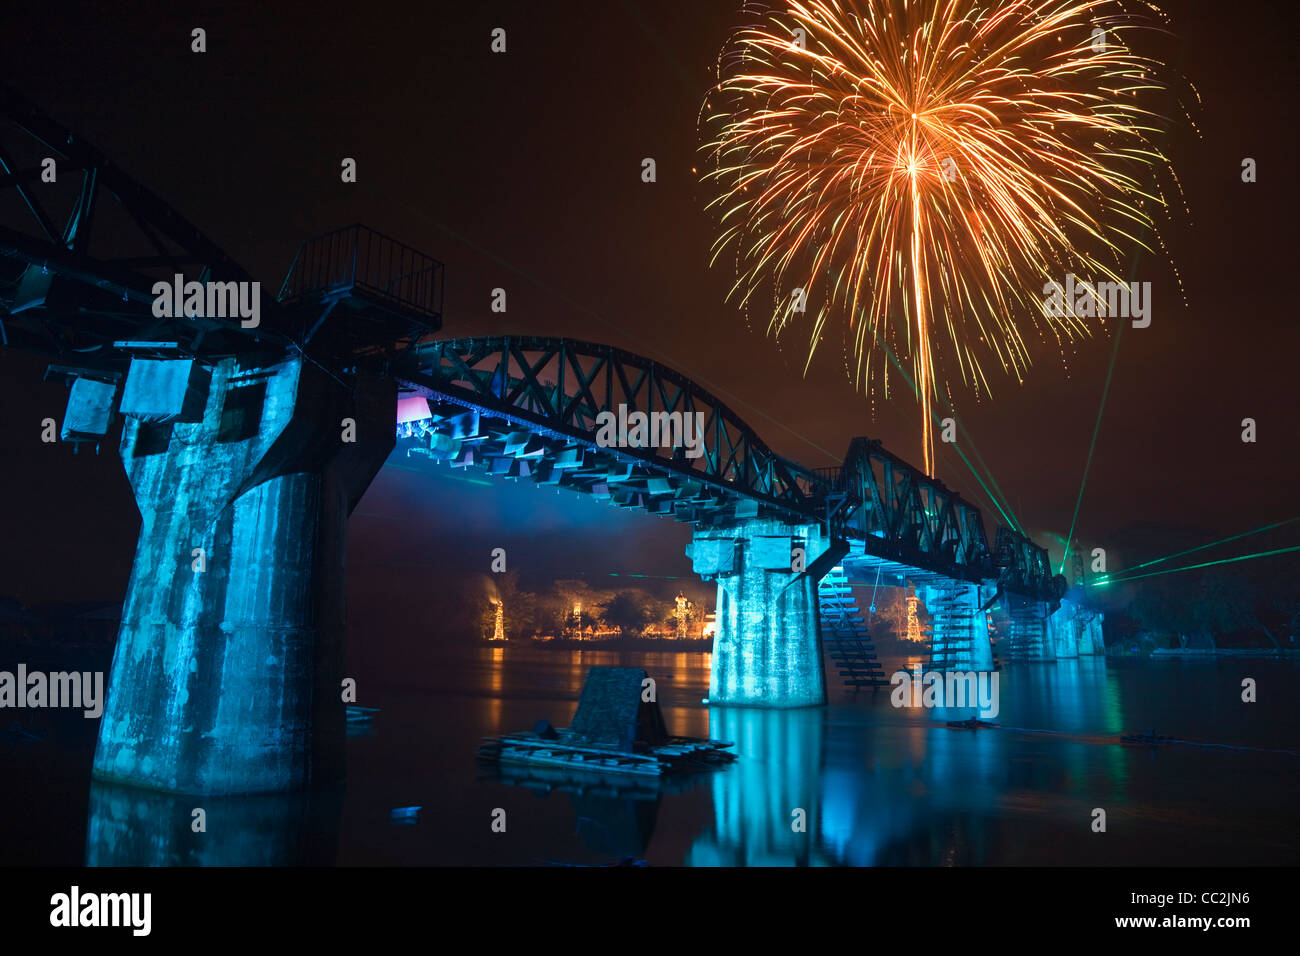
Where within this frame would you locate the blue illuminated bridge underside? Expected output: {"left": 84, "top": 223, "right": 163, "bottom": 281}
{"left": 393, "top": 336, "right": 1061, "bottom": 602}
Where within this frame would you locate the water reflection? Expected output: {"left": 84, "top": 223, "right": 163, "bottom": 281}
{"left": 1005, "top": 658, "right": 1118, "bottom": 734}
{"left": 489, "top": 645, "right": 504, "bottom": 729}
{"left": 491, "top": 764, "right": 663, "bottom": 862}
{"left": 85, "top": 780, "right": 342, "bottom": 866}
{"left": 688, "top": 707, "right": 829, "bottom": 865}
{"left": 694, "top": 700, "right": 1061, "bottom": 864}
{"left": 570, "top": 790, "right": 658, "bottom": 861}
{"left": 66, "top": 649, "right": 1299, "bottom": 867}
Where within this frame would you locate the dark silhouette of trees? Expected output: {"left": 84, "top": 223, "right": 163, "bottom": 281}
{"left": 600, "top": 591, "right": 656, "bottom": 637}
{"left": 1126, "top": 558, "right": 1300, "bottom": 650}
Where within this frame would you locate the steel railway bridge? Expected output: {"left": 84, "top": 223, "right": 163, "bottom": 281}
{"left": 0, "top": 85, "right": 1089, "bottom": 796}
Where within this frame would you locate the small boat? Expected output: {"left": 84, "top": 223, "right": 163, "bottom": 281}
{"left": 945, "top": 718, "right": 998, "bottom": 730}
{"left": 1120, "top": 729, "right": 1174, "bottom": 746}
{"left": 478, "top": 666, "right": 736, "bottom": 778}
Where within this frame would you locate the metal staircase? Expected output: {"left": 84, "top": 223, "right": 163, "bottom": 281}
{"left": 1006, "top": 616, "right": 1046, "bottom": 660}
{"left": 925, "top": 587, "right": 976, "bottom": 671}
{"left": 818, "top": 567, "right": 889, "bottom": 689}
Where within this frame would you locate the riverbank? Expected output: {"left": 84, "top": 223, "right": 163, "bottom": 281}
{"left": 1150, "top": 648, "right": 1300, "bottom": 659}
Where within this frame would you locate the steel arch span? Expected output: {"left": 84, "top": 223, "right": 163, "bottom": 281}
{"left": 392, "top": 336, "right": 1062, "bottom": 602}
{"left": 396, "top": 335, "right": 822, "bottom": 514}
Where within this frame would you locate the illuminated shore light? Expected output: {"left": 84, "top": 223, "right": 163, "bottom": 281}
{"left": 489, "top": 599, "right": 505, "bottom": 642}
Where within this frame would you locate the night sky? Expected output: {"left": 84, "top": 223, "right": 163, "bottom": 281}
{"left": 1, "top": 0, "right": 1296, "bottom": 617}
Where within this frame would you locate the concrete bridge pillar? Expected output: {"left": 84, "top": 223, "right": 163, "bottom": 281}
{"left": 1078, "top": 611, "right": 1105, "bottom": 656}
{"left": 687, "top": 519, "right": 830, "bottom": 707}
{"left": 92, "top": 356, "right": 394, "bottom": 794}
{"left": 970, "top": 589, "right": 995, "bottom": 672}
{"left": 1048, "top": 602, "right": 1080, "bottom": 659}
{"left": 1002, "top": 604, "right": 1053, "bottom": 661}
{"left": 1037, "top": 610, "right": 1058, "bottom": 661}
{"left": 1046, "top": 599, "right": 1107, "bottom": 657}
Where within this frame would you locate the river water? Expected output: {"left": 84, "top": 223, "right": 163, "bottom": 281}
{"left": 2, "top": 644, "right": 1296, "bottom": 866}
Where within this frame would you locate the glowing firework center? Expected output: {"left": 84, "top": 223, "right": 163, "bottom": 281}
{"left": 702, "top": 0, "right": 1184, "bottom": 475}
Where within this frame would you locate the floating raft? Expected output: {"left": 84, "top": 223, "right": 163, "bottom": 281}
{"left": 481, "top": 733, "right": 736, "bottom": 776}
{"left": 490, "top": 761, "right": 666, "bottom": 799}
{"left": 477, "top": 666, "right": 736, "bottom": 777}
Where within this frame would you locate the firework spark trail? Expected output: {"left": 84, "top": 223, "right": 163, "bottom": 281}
{"left": 701, "top": 0, "right": 1187, "bottom": 475}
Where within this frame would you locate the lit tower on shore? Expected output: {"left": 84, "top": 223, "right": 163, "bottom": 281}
{"left": 905, "top": 586, "right": 922, "bottom": 643}
{"left": 490, "top": 600, "right": 505, "bottom": 642}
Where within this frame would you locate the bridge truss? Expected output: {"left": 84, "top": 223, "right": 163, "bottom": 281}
{"left": 394, "top": 337, "right": 1063, "bottom": 602}
{"left": 1, "top": 84, "right": 1062, "bottom": 605}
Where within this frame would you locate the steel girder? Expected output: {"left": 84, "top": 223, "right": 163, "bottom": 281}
{"left": 0, "top": 83, "right": 280, "bottom": 358}
{"left": 832, "top": 437, "right": 993, "bottom": 583}
{"left": 396, "top": 336, "right": 824, "bottom": 520}
{"left": 395, "top": 337, "right": 1062, "bottom": 601}
{"left": 995, "top": 526, "right": 1066, "bottom": 602}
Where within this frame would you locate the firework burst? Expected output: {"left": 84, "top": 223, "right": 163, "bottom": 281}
{"left": 701, "top": 0, "right": 1189, "bottom": 474}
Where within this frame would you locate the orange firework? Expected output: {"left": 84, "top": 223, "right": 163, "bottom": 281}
{"left": 701, "top": 0, "right": 1189, "bottom": 474}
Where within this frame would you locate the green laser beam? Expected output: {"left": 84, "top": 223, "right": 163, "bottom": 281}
{"left": 1060, "top": 303, "right": 1126, "bottom": 574}
{"left": 891, "top": 356, "right": 1026, "bottom": 536}
{"left": 1059, "top": 161, "right": 1166, "bottom": 575}
{"left": 946, "top": 441, "right": 1022, "bottom": 535}
{"left": 1093, "top": 544, "right": 1300, "bottom": 586}
{"left": 954, "top": 421, "right": 1025, "bottom": 537}
{"left": 864, "top": 319, "right": 1025, "bottom": 534}
{"left": 1120, "top": 516, "right": 1300, "bottom": 575}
